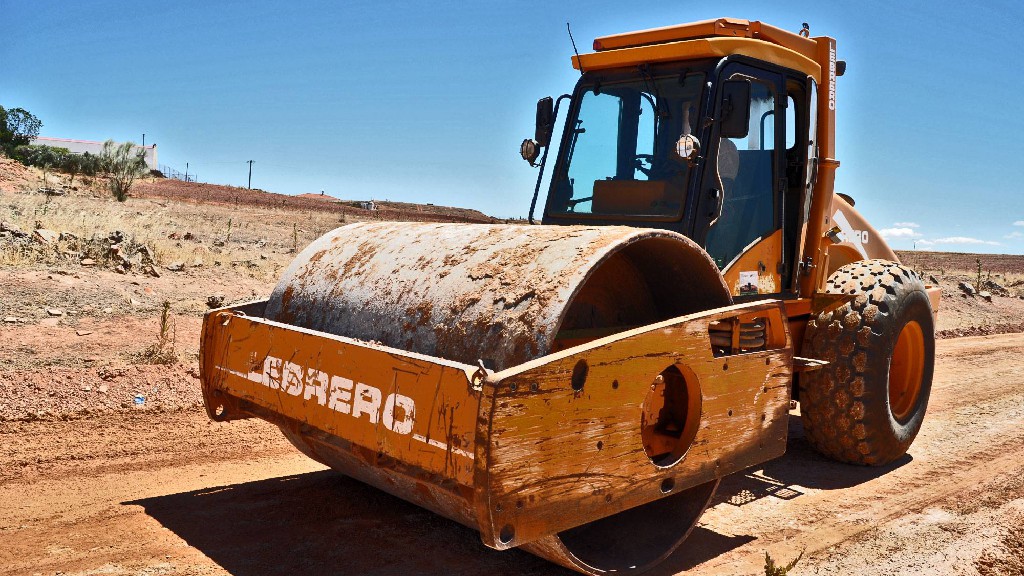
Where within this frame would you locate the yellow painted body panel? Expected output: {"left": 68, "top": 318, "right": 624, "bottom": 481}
{"left": 592, "top": 18, "right": 820, "bottom": 63}
{"left": 722, "top": 229, "right": 784, "bottom": 296}
{"left": 573, "top": 37, "right": 821, "bottom": 83}
{"left": 475, "top": 300, "right": 792, "bottom": 549}
{"left": 200, "top": 302, "right": 481, "bottom": 486}
{"left": 824, "top": 193, "right": 899, "bottom": 277}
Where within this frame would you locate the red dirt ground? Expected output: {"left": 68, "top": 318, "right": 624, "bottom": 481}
{"left": 3, "top": 156, "right": 1024, "bottom": 575}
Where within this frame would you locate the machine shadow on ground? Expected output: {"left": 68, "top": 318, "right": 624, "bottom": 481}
{"left": 128, "top": 470, "right": 568, "bottom": 576}
{"left": 646, "top": 418, "right": 912, "bottom": 575}
{"left": 709, "top": 417, "right": 912, "bottom": 510}
{"left": 129, "top": 419, "right": 910, "bottom": 576}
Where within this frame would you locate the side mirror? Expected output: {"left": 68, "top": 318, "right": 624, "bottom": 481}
{"left": 535, "top": 96, "right": 554, "bottom": 147}
{"left": 719, "top": 80, "right": 751, "bottom": 139}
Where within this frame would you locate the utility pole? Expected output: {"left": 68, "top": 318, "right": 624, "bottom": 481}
{"left": 247, "top": 160, "right": 254, "bottom": 189}
{"left": 184, "top": 162, "right": 189, "bottom": 183}
{"left": 142, "top": 133, "right": 145, "bottom": 148}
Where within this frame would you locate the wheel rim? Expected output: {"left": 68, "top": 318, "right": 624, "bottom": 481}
{"left": 889, "top": 320, "right": 925, "bottom": 422}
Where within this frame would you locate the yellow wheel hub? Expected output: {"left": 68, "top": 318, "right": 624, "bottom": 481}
{"left": 889, "top": 320, "right": 925, "bottom": 422}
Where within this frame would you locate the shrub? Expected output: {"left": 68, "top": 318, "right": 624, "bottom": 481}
{"left": 100, "top": 140, "right": 148, "bottom": 202}
{"left": 13, "top": 144, "right": 70, "bottom": 169}
{"left": 79, "top": 151, "right": 101, "bottom": 176}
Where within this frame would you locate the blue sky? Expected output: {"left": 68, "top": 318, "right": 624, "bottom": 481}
{"left": 2, "top": 0, "right": 1022, "bottom": 253}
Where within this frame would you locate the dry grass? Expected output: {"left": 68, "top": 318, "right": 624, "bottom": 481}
{"left": 0, "top": 242, "right": 39, "bottom": 266}
{"left": 135, "top": 300, "right": 178, "bottom": 365}
{"left": 1, "top": 168, "right": 359, "bottom": 281}
{"left": 764, "top": 550, "right": 803, "bottom": 576}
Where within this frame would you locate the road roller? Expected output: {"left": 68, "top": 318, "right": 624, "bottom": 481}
{"left": 200, "top": 18, "right": 940, "bottom": 574}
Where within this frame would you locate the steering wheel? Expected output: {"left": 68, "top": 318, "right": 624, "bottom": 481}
{"left": 634, "top": 154, "right": 655, "bottom": 177}
{"left": 635, "top": 153, "right": 687, "bottom": 179}
{"left": 565, "top": 196, "right": 593, "bottom": 212}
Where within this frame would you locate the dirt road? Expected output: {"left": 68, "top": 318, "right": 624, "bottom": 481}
{"left": 2, "top": 333, "right": 1022, "bottom": 576}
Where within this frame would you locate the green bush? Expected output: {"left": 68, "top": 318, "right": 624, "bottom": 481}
{"left": 11, "top": 137, "right": 148, "bottom": 196}
{"left": 0, "top": 106, "right": 42, "bottom": 155}
{"left": 79, "top": 152, "right": 101, "bottom": 176}
{"left": 100, "top": 139, "right": 148, "bottom": 202}
{"left": 12, "top": 145, "right": 105, "bottom": 186}
{"left": 13, "top": 144, "right": 71, "bottom": 168}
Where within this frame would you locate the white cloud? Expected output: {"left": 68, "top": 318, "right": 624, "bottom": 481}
{"left": 932, "top": 236, "right": 1000, "bottom": 246}
{"left": 916, "top": 239, "right": 935, "bottom": 246}
{"left": 1014, "top": 220, "right": 1024, "bottom": 226}
{"left": 1005, "top": 231, "right": 1024, "bottom": 239}
{"left": 879, "top": 227, "right": 922, "bottom": 239}
{"left": 893, "top": 222, "right": 920, "bottom": 228}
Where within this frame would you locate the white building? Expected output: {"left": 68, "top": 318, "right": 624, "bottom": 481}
{"left": 30, "top": 136, "right": 158, "bottom": 170}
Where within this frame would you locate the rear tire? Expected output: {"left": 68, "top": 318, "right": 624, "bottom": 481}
{"left": 800, "top": 259, "right": 934, "bottom": 465}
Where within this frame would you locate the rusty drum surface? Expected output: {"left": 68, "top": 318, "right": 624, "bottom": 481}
{"left": 265, "top": 222, "right": 730, "bottom": 370}
{"left": 251, "top": 221, "right": 744, "bottom": 575}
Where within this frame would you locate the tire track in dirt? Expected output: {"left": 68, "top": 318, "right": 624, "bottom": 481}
{"left": 682, "top": 333, "right": 1024, "bottom": 575}
{"left": 0, "top": 410, "right": 294, "bottom": 483}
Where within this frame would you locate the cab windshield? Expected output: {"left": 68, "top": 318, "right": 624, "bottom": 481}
{"left": 548, "top": 72, "right": 706, "bottom": 219}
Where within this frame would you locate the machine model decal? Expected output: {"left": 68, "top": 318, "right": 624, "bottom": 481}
{"left": 219, "top": 354, "right": 417, "bottom": 435}
{"left": 833, "top": 209, "right": 869, "bottom": 258}
{"left": 828, "top": 45, "right": 837, "bottom": 111}
{"left": 217, "top": 354, "right": 475, "bottom": 459}
{"left": 738, "top": 271, "right": 760, "bottom": 295}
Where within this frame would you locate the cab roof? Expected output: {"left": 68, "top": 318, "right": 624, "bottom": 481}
{"left": 574, "top": 18, "right": 830, "bottom": 82}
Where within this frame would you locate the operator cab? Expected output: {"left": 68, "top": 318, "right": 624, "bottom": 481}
{"left": 523, "top": 31, "right": 820, "bottom": 300}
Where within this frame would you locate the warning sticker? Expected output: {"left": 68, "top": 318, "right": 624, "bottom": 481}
{"left": 738, "top": 271, "right": 759, "bottom": 295}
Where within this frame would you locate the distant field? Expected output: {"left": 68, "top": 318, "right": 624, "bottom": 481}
{"left": 897, "top": 250, "right": 1024, "bottom": 275}
{"left": 132, "top": 179, "right": 496, "bottom": 224}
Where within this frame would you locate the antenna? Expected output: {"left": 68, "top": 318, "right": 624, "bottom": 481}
{"left": 567, "top": 22, "right": 584, "bottom": 75}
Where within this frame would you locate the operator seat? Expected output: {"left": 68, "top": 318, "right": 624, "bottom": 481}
{"left": 717, "top": 138, "right": 739, "bottom": 191}
{"left": 705, "top": 138, "right": 744, "bottom": 268}
{"left": 705, "top": 135, "right": 777, "bottom": 269}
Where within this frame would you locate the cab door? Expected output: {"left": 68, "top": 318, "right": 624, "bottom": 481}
{"left": 697, "top": 62, "right": 788, "bottom": 298}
